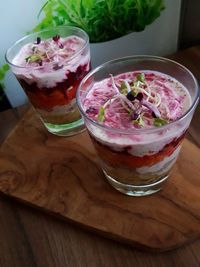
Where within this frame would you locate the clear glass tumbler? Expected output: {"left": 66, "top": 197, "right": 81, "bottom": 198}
{"left": 6, "top": 26, "right": 90, "bottom": 136}
{"left": 77, "top": 56, "right": 199, "bottom": 196}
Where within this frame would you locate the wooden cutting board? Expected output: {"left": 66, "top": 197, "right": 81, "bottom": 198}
{"left": 0, "top": 108, "right": 200, "bottom": 252}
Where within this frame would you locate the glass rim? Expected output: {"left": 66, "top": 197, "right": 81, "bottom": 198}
{"left": 77, "top": 55, "right": 199, "bottom": 135}
{"left": 5, "top": 25, "right": 89, "bottom": 69}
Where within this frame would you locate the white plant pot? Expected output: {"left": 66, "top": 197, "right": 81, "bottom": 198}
{"left": 90, "top": 0, "right": 181, "bottom": 68}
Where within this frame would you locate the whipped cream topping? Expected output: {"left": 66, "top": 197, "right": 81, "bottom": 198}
{"left": 83, "top": 71, "right": 191, "bottom": 129}
{"left": 12, "top": 35, "right": 90, "bottom": 88}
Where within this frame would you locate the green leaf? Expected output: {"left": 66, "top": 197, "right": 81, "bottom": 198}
{"left": 2, "top": 64, "right": 9, "bottom": 72}
{"left": 120, "top": 81, "right": 128, "bottom": 95}
{"left": 154, "top": 117, "right": 168, "bottom": 127}
{"left": 26, "top": 55, "right": 41, "bottom": 62}
{"left": 136, "top": 73, "right": 145, "bottom": 83}
{"left": 0, "top": 64, "right": 10, "bottom": 94}
{"left": 97, "top": 106, "right": 105, "bottom": 122}
{"left": 0, "top": 64, "right": 9, "bottom": 81}
{"left": 131, "top": 90, "right": 137, "bottom": 97}
{"left": 133, "top": 116, "right": 144, "bottom": 127}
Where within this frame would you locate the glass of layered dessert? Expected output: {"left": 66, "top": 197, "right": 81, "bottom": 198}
{"left": 6, "top": 26, "right": 90, "bottom": 136}
{"left": 77, "top": 56, "right": 199, "bottom": 196}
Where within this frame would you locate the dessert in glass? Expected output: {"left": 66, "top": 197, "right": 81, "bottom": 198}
{"left": 77, "top": 56, "right": 199, "bottom": 196}
{"left": 6, "top": 26, "right": 90, "bottom": 136}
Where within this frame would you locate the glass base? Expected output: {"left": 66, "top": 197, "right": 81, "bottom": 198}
{"left": 44, "top": 118, "right": 85, "bottom": 136}
{"left": 103, "top": 169, "right": 168, "bottom": 196}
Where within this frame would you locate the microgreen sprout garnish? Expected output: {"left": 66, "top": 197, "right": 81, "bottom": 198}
{"left": 136, "top": 73, "right": 145, "bottom": 83}
{"left": 34, "top": 37, "right": 41, "bottom": 45}
{"left": 52, "top": 35, "right": 64, "bottom": 48}
{"left": 132, "top": 115, "right": 145, "bottom": 127}
{"left": 124, "top": 80, "right": 131, "bottom": 92}
{"left": 52, "top": 35, "right": 60, "bottom": 42}
{"left": 25, "top": 54, "right": 42, "bottom": 63}
{"left": 136, "top": 92, "right": 143, "bottom": 101}
{"left": 95, "top": 72, "right": 169, "bottom": 128}
{"left": 59, "top": 43, "right": 64, "bottom": 49}
{"left": 126, "top": 91, "right": 136, "bottom": 101}
{"left": 154, "top": 118, "right": 168, "bottom": 127}
{"left": 152, "top": 111, "right": 157, "bottom": 118}
{"left": 110, "top": 74, "right": 120, "bottom": 94}
{"left": 97, "top": 106, "right": 105, "bottom": 122}
{"left": 24, "top": 34, "right": 73, "bottom": 66}
{"left": 141, "top": 99, "right": 161, "bottom": 118}
{"left": 120, "top": 81, "right": 129, "bottom": 95}
{"left": 32, "top": 46, "right": 37, "bottom": 52}
{"left": 132, "top": 112, "right": 139, "bottom": 120}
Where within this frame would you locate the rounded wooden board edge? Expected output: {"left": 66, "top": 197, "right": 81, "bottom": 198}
{"left": 0, "top": 189, "right": 198, "bottom": 253}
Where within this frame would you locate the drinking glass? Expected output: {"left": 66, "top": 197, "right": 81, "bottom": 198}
{"left": 6, "top": 26, "right": 90, "bottom": 136}
{"left": 77, "top": 56, "right": 199, "bottom": 196}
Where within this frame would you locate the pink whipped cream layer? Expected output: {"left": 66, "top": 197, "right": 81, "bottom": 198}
{"left": 13, "top": 35, "right": 85, "bottom": 68}
{"left": 12, "top": 35, "right": 90, "bottom": 88}
{"left": 83, "top": 71, "right": 191, "bottom": 129}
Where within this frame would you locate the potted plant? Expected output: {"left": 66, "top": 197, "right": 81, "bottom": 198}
{"left": 33, "top": 0, "right": 165, "bottom": 66}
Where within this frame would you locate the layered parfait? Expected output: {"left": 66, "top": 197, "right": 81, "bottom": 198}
{"left": 82, "top": 71, "right": 191, "bottom": 185}
{"left": 11, "top": 34, "right": 90, "bottom": 126}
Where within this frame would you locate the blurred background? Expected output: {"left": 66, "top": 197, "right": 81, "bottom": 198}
{"left": 0, "top": 0, "right": 199, "bottom": 110}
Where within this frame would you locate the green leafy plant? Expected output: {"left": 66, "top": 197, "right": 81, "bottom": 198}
{"left": 0, "top": 64, "right": 9, "bottom": 98}
{"left": 33, "top": 0, "right": 165, "bottom": 43}
{"left": 0, "top": 64, "right": 9, "bottom": 84}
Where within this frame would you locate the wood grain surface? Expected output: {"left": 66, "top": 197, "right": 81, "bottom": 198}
{"left": 0, "top": 107, "right": 200, "bottom": 252}
{"left": 0, "top": 46, "right": 200, "bottom": 267}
